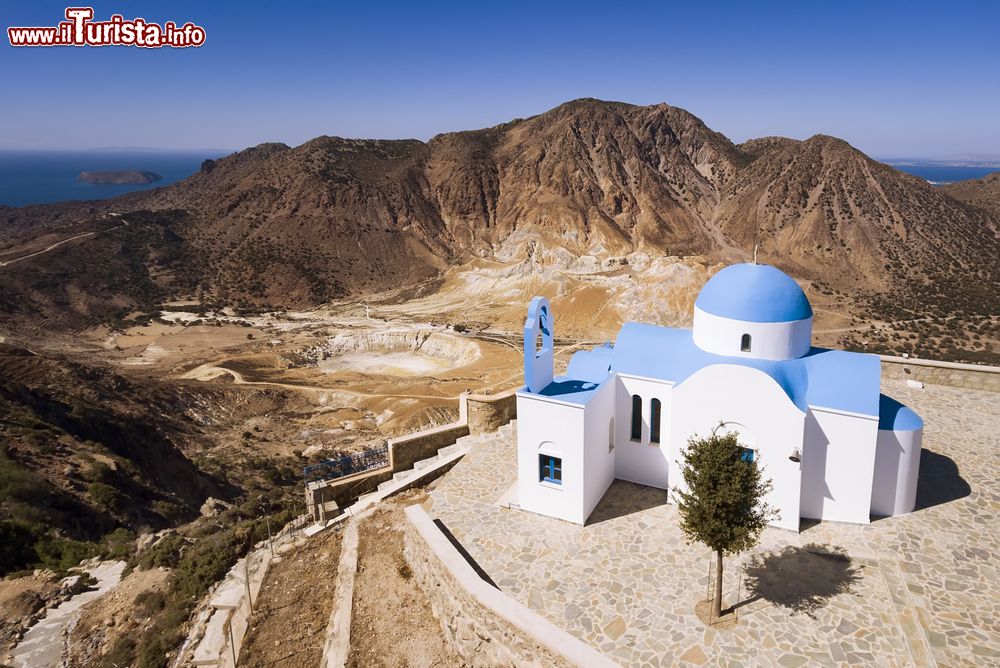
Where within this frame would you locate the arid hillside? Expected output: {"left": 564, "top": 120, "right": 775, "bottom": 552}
{"left": 1, "top": 99, "right": 998, "bottom": 334}
{"left": 942, "top": 170, "right": 1000, "bottom": 219}
{"left": 0, "top": 339, "right": 229, "bottom": 573}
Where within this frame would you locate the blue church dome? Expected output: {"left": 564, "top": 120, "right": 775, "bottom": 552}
{"left": 695, "top": 264, "right": 813, "bottom": 323}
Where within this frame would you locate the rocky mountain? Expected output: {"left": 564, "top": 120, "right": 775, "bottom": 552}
{"left": 1, "top": 99, "right": 998, "bottom": 328}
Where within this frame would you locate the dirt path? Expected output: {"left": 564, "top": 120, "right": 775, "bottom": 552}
{"left": 347, "top": 489, "right": 463, "bottom": 668}
{"left": 180, "top": 362, "right": 462, "bottom": 402}
{"left": 0, "top": 572, "right": 61, "bottom": 659}
{"left": 238, "top": 528, "right": 342, "bottom": 668}
{"left": 9, "top": 561, "right": 126, "bottom": 668}
{"left": 0, "top": 220, "right": 127, "bottom": 269}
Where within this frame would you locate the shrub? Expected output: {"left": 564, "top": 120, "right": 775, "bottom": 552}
{"left": 87, "top": 482, "right": 122, "bottom": 512}
{"left": 0, "top": 521, "right": 38, "bottom": 573}
{"left": 135, "top": 533, "right": 185, "bottom": 570}
{"left": 134, "top": 590, "right": 166, "bottom": 616}
{"left": 34, "top": 535, "right": 98, "bottom": 571}
{"left": 102, "top": 527, "right": 136, "bottom": 560}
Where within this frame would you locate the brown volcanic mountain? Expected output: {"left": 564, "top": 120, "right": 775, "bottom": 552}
{"left": 1, "top": 99, "right": 998, "bottom": 329}
{"left": 942, "top": 170, "right": 1000, "bottom": 219}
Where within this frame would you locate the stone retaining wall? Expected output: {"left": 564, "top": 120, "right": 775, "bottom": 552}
{"left": 306, "top": 388, "right": 523, "bottom": 521}
{"left": 467, "top": 389, "right": 518, "bottom": 435}
{"left": 391, "top": 423, "right": 470, "bottom": 471}
{"left": 403, "top": 505, "right": 618, "bottom": 668}
{"left": 880, "top": 355, "right": 1000, "bottom": 393}
{"left": 306, "top": 422, "right": 471, "bottom": 521}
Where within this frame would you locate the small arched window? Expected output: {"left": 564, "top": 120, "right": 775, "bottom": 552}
{"left": 740, "top": 333, "right": 752, "bottom": 352}
{"left": 650, "top": 398, "right": 662, "bottom": 444}
{"left": 608, "top": 417, "right": 615, "bottom": 453}
{"left": 630, "top": 394, "right": 642, "bottom": 442}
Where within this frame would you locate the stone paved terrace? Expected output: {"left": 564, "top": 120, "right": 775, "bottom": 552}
{"left": 427, "top": 380, "right": 1000, "bottom": 667}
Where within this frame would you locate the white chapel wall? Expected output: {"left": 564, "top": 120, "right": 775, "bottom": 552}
{"left": 515, "top": 394, "right": 587, "bottom": 524}
{"left": 613, "top": 375, "right": 672, "bottom": 490}
{"left": 692, "top": 307, "right": 812, "bottom": 360}
{"left": 581, "top": 380, "right": 616, "bottom": 521}
{"left": 871, "top": 426, "right": 923, "bottom": 517}
{"left": 668, "top": 364, "right": 806, "bottom": 532}
{"left": 800, "top": 408, "right": 879, "bottom": 524}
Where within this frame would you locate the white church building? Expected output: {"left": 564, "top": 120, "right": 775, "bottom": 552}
{"left": 515, "top": 263, "right": 924, "bottom": 531}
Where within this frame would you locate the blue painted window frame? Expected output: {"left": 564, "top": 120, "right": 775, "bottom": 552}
{"left": 539, "top": 454, "right": 562, "bottom": 484}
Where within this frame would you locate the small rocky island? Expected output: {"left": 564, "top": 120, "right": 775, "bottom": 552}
{"left": 77, "top": 170, "right": 162, "bottom": 185}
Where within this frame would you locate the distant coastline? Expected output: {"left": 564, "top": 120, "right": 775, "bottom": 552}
{"left": 77, "top": 170, "right": 162, "bottom": 185}
{"left": 0, "top": 149, "right": 228, "bottom": 206}
{"left": 883, "top": 162, "right": 998, "bottom": 185}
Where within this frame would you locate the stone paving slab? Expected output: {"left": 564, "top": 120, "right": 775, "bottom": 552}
{"left": 428, "top": 380, "right": 1000, "bottom": 667}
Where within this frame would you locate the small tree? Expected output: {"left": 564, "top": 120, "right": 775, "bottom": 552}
{"left": 673, "top": 430, "right": 777, "bottom": 621}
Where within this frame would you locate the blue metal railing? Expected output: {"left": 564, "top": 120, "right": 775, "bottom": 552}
{"left": 303, "top": 443, "right": 389, "bottom": 484}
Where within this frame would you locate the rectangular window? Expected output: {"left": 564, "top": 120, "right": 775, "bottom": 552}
{"left": 650, "top": 398, "right": 662, "bottom": 444}
{"left": 539, "top": 454, "right": 562, "bottom": 484}
{"left": 739, "top": 447, "right": 756, "bottom": 462}
{"left": 630, "top": 394, "right": 642, "bottom": 441}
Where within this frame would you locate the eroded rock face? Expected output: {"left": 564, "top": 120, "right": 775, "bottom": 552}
{"left": 316, "top": 330, "right": 481, "bottom": 376}
{"left": 199, "top": 496, "right": 233, "bottom": 517}
{"left": 112, "top": 98, "right": 999, "bottom": 311}
{"left": 3, "top": 99, "right": 998, "bottom": 332}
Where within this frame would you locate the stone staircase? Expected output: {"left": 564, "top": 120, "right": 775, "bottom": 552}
{"left": 352, "top": 421, "right": 516, "bottom": 508}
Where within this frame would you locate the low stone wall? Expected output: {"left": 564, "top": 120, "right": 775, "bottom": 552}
{"left": 880, "top": 355, "right": 1000, "bottom": 393}
{"left": 467, "top": 389, "right": 518, "bottom": 435}
{"left": 177, "top": 515, "right": 310, "bottom": 667}
{"left": 306, "top": 422, "right": 471, "bottom": 521}
{"left": 403, "top": 505, "right": 618, "bottom": 668}
{"left": 390, "top": 423, "right": 470, "bottom": 471}
{"left": 307, "top": 388, "right": 522, "bottom": 521}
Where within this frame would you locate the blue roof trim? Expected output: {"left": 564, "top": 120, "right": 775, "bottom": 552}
{"left": 530, "top": 375, "right": 603, "bottom": 406}
{"left": 695, "top": 264, "right": 813, "bottom": 323}
{"left": 878, "top": 394, "right": 924, "bottom": 431}
{"left": 593, "top": 322, "right": 879, "bottom": 416}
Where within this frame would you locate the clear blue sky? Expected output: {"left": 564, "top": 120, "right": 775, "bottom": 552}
{"left": 1, "top": 1, "right": 998, "bottom": 158}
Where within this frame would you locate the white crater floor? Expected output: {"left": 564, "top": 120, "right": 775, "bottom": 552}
{"left": 317, "top": 330, "right": 480, "bottom": 377}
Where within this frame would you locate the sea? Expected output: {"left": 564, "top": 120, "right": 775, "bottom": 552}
{"left": 0, "top": 150, "right": 229, "bottom": 207}
{"left": 883, "top": 164, "right": 997, "bottom": 185}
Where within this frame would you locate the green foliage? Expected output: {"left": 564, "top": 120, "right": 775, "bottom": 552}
{"left": 121, "top": 519, "right": 261, "bottom": 668}
{"left": 0, "top": 521, "right": 37, "bottom": 573}
{"left": 173, "top": 528, "right": 248, "bottom": 599}
{"left": 134, "top": 590, "right": 166, "bottom": 616}
{"left": 101, "top": 527, "right": 136, "bottom": 561}
{"left": 87, "top": 482, "right": 122, "bottom": 512}
{"left": 0, "top": 449, "right": 102, "bottom": 573}
{"left": 33, "top": 535, "right": 98, "bottom": 571}
{"left": 99, "top": 636, "right": 136, "bottom": 668}
{"left": 673, "top": 430, "right": 776, "bottom": 556}
{"left": 0, "top": 447, "right": 48, "bottom": 503}
{"left": 134, "top": 533, "right": 186, "bottom": 570}
{"left": 151, "top": 499, "right": 186, "bottom": 524}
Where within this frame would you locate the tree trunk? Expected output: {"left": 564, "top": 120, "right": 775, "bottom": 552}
{"left": 713, "top": 549, "right": 724, "bottom": 620}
